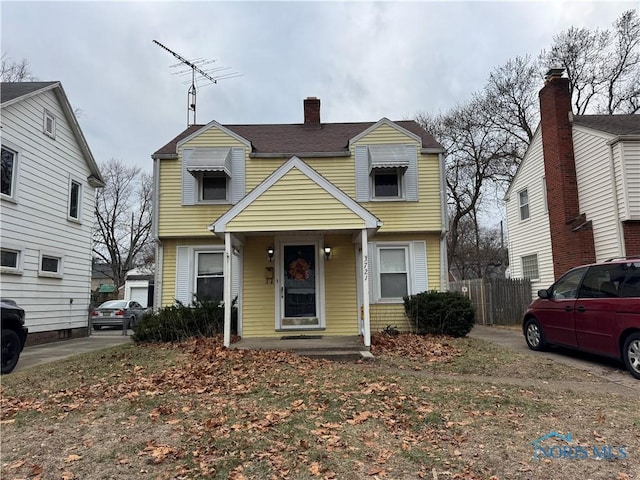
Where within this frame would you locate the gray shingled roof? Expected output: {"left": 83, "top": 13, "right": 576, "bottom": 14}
{"left": 153, "top": 120, "right": 442, "bottom": 157}
{"left": 1, "top": 82, "right": 58, "bottom": 104}
{"left": 573, "top": 115, "right": 640, "bottom": 136}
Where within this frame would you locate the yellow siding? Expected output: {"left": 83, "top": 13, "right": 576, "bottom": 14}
{"left": 181, "top": 127, "right": 246, "bottom": 149}
{"left": 157, "top": 158, "right": 232, "bottom": 237}
{"left": 353, "top": 123, "right": 443, "bottom": 232}
{"left": 370, "top": 304, "right": 413, "bottom": 333}
{"left": 241, "top": 234, "right": 358, "bottom": 337}
{"left": 246, "top": 157, "right": 355, "bottom": 196}
{"left": 368, "top": 232, "right": 443, "bottom": 334}
{"left": 355, "top": 123, "right": 419, "bottom": 145}
{"left": 241, "top": 236, "right": 277, "bottom": 336}
{"left": 158, "top": 123, "right": 442, "bottom": 237}
{"left": 227, "top": 168, "right": 365, "bottom": 232}
{"left": 322, "top": 234, "right": 359, "bottom": 335}
{"left": 159, "top": 237, "right": 225, "bottom": 307}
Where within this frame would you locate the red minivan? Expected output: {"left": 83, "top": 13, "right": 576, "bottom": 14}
{"left": 522, "top": 258, "right": 640, "bottom": 379}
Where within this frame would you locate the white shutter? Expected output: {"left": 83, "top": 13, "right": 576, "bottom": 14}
{"left": 368, "top": 242, "right": 377, "bottom": 302}
{"left": 230, "top": 147, "right": 245, "bottom": 204}
{"left": 412, "top": 241, "right": 428, "bottom": 294}
{"left": 182, "top": 149, "right": 196, "bottom": 205}
{"left": 355, "top": 145, "right": 370, "bottom": 202}
{"left": 175, "top": 246, "right": 192, "bottom": 305}
{"left": 405, "top": 144, "right": 418, "bottom": 201}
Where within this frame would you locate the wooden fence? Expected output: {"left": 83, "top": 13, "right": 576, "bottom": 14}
{"left": 449, "top": 278, "right": 532, "bottom": 325}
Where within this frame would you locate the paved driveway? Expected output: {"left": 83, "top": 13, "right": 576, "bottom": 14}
{"left": 469, "top": 325, "right": 638, "bottom": 390}
{"left": 12, "top": 329, "right": 132, "bottom": 374}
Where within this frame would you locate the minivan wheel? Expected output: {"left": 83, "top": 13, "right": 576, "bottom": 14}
{"left": 622, "top": 333, "right": 640, "bottom": 380}
{"left": 524, "top": 318, "right": 546, "bottom": 351}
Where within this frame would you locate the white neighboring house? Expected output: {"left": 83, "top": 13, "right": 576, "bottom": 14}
{"left": 1, "top": 82, "right": 104, "bottom": 344}
{"left": 124, "top": 265, "right": 154, "bottom": 308}
{"left": 505, "top": 70, "right": 640, "bottom": 298}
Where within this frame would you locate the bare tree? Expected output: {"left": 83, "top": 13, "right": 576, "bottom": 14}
{"left": 482, "top": 55, "right": 541, "bottom": 153}
{"left": 418, "top": 98, "right": 517, "bottom": 271}
{"left": 540, "top": 9, "right": 640, "bottom": 114}
{"left": 93, "top": 159, "right": 153, "bottom": 289}
{"left": 1, "top": 53, "right": 36, "bottom": 82}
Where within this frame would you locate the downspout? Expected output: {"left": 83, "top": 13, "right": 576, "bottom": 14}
{"left": 438, "top": 152, "right": 449, "bottom": 291}
{"left": 152, "top": 157, "right": 163, "bottom": 310}
{"left": 607, "top": 138, "right": 625, "bottom": 257}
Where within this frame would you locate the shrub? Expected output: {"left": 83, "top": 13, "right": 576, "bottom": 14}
{"left": 403, "top": 291, "right": 475, "bottom": 337}
{"left": 132, "top": 297, "right": 237, "bottom": 343}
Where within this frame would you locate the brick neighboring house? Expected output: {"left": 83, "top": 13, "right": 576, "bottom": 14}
{"left": 505, "top": 69, "right": 640, "bottom": 296}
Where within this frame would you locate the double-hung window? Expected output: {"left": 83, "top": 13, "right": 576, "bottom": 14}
{"left": 371, "top": 241, "right": 427, "bottom": 303}
{"left": 195, "top": 251, "right": 224, "bottom": 302}
{"left": 521, "top": 254, "right": 539, "bottom": 280}
{"left": 68, "top": 179, "right": 82, "bottom": 221}
{"left": 1, "top": 146, "right": 18, "bottom": 200}
{"left": 378, "top": 247, "right": 409, "bottom": 299}
{"left": 519, "top": 189, "right": 530, "bottom": 220}
{"left": 44, "top": 110, "right": 56, "bottom": 138}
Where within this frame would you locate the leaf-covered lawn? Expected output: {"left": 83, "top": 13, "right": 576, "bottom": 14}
{"left": 1, "top": 334, "right": 638, "bottom": 479}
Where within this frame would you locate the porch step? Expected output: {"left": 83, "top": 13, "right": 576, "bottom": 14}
{"left": 296, "top": 350, "right": 375, "bottom": 361}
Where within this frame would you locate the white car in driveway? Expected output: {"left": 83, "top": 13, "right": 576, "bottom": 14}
{"left": 91, "top": 300, "right": 147, "bottom": 330}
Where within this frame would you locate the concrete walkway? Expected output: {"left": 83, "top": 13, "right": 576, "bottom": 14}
{"left": 12, "top": 329, "right": 132, "bottom": 373}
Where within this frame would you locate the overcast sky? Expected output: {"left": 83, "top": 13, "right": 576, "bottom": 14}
{"left": 2, "top": 1, "right": 635, "bottom": 178}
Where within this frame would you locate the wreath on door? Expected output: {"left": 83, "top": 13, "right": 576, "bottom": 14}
{"left": 288, "top": 258, "right": 311, "bottom": 280}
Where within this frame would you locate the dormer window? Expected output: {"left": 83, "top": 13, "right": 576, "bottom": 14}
{"left": 201, "top": 172, "right": 228, "bottom": 201}
{"left": 355, "top": 143, "right": 418, "bottom": 202}
{"left": 43, "top": 110, "right": 56, "bottom": 138}
{"left": 181, "top": 147, "right": 245, "bottom": 206}
{"left": 372, "top": 168, "right": 403, "bottom": 198}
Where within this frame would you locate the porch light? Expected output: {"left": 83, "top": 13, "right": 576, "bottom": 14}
{"left": 323, "top": 245, "right": 332, "bottom": 260}
{"left": 267, "top": 247, "right": 275, "bottom": 262}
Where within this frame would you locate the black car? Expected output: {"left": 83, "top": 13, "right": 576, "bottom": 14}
{"left": 1, "top": 299, "right": 28, "bottom": 374}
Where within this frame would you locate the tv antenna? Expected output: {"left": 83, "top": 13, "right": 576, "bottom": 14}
{"left": 153, "top": 40, "right": 241, "bottom": 127}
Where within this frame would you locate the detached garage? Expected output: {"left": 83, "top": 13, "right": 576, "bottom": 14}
{"left": 124, "top": 266, "right": 154, "bottom": 308}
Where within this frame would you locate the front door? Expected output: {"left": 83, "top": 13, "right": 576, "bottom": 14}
{"left": 279, "top": 243, "right": 322, "bottom": 329}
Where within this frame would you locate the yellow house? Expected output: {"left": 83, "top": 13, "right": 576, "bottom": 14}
{"left": 151, "top": 98, "right": 448, "bottom": 348}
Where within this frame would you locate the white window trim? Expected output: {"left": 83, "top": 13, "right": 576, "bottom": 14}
{"left": 194, "top": 249, "right": 225, "bottom": 303}
{"left": 370, "top": 168, "right": 406, "bottom": 201}
{"left": 43, "top": 109, "right": 56, "bottom": 139}
{"left": 1, "top": 144, "right": 19, "bottom": 203}
{"left": 518, "top": 188, "right": 530, "bottom": 221}
{"left": 67, "top": 177, "right": 83, "bottom": 222}
{"left": 0, "top": 244, "right": 24, "bottom": 275}
{"left": 197, "top": 172, "right": 230, "bottom": 204}
{"left": 521, "top": 253, "right": 539, "bottom": 281}
{"left": 374, "top": 242, "right": 413, "bottom": 303}
{"left": 38, "top": 251, "right": 64, "bottom": 278}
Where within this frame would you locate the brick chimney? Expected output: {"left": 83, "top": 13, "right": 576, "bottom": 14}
{"left": 539, "top": 68, "right": 595, "bottom": 277}
{"left": 303, "top": 97, "right": 321, "bottom": 128}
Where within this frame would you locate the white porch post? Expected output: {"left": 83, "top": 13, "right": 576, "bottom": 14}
{"left": 223, "top": 232, "right": 232, "bottom": 347}
{"left": 361, "top": 229, "right": 371, "bottom": 347}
